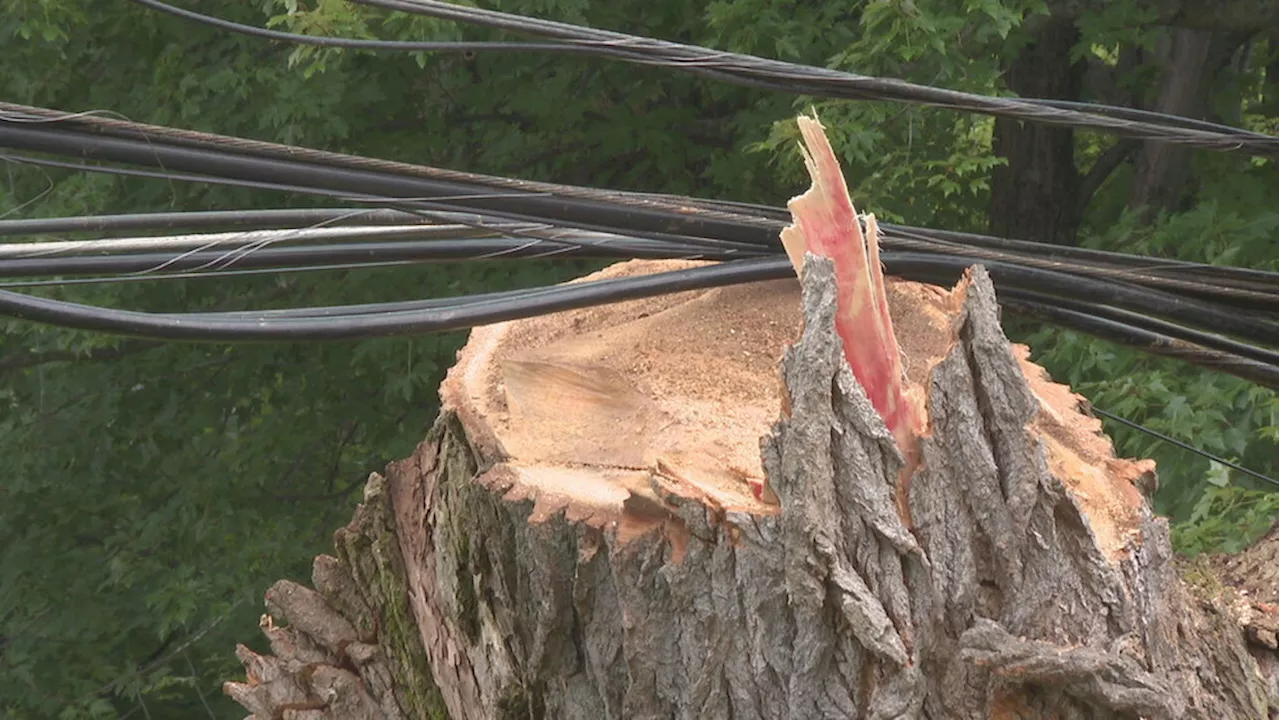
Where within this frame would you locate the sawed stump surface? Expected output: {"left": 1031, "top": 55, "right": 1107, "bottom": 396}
{"left": 225, "top": 257, "right": 1276, "bottom": 719}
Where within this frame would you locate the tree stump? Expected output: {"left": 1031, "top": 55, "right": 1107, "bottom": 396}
{"left": 224, "top": 119, "right": 1277, "bottom": 719}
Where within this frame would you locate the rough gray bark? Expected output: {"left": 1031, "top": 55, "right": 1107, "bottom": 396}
{"left": 223, "top": 475, "right": 447, "bottom": 719}
{"left": 988, "top": 15, "right": 1085, "bottom": 246}
{"left": 226, "top": 259, "right": 1276, "bottom": 719}
{"left": 988, "top": 8, "right": 1268, "bottom": 241}
{"left": 1127, "top": 28, "right": 1249, "bottom": 218}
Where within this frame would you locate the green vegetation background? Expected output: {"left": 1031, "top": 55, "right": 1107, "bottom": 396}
{"left": 1, "top": 1, "right": 1275, "bottom": 717}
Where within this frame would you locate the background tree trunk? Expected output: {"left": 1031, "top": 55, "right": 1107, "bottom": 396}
{"left": 224, "top": 258, "right": 1277, "bottom": 720}
{"left": 1127, "top": 29, "right": 1251, "bottom": 219}
{"left": 1269, "top": 29, "right": 1280, "bottom": 106}
{"left": 988, "top": 16, "right": 1086, "bottom": 245}
{"left": 986, "top": 3, "right": 1272, "bottom": 243}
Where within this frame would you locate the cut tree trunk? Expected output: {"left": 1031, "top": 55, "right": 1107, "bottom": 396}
{"left": 988, "top": 15, "right": 1086, "bottom": 246}
{"left": 224, "top": 120, "right": 1278, "bottom": 720}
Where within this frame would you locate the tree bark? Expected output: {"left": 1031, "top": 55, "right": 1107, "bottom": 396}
{"left": 1127, "top": 29, "right": 1250, "bottom": 219}
{"left": 988, "top": 15, "right": 1086, "bottom": 246}
{"left": 1269, "top": 30, "right": 1280, "bottom": 107}
{"left": 223, "top": 257, "right": 1277, "bottom": 719}
{"left": 224, "top": 115, "right": 1277, "bottom": 718}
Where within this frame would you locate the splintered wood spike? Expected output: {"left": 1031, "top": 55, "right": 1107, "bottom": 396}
{"left": 780, "top": 112, "right": 925, "bottom": 471}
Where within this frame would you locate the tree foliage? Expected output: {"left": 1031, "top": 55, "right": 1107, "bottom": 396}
{"left": 1, "top": 0, "right": 1275, "bottom": 717}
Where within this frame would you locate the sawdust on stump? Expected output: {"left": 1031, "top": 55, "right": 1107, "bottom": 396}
{"left": 227, "top": 111, "right": 1269, "bottom": 720}
{"left": 441, "top": 258, "right": 1152, "bottom": 566}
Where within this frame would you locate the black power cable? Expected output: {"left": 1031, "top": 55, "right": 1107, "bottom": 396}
{"left": 881, "top": 230, "right": 1276, "bottom": 310}
{"left": 126, "top": 0, "right": 1278, "bottom": 155}
{"left": 870, "top": 254, "right": 1276, "bottom": 347}
{"left": 1000, "top": 298, "right": 1278, "bottom": 389}
{"left": 1086, "top": 406, "right": 1278, "bottom": 486}
{"left": 0, "top": 103, "right": 788, "bottom": 239}
{"left": 0, "top": 208, "right": 434, "bottom": 236}
{"left": 0, "top": 245, "right": 1273, "bottom": 385}
{"left": 6, "top": 205, "right": 1274, "bottom": 295}
{"left": 350, "top": 0, "right": 1278, "bottom": 157}
{"left": 0, "top": 259, "right": 426, "bottom": 289}
{"left": 881, "top": 226, "right": 1279, "bottom": 290}
{"left": 0, "top": 232, "right": 1271, "bottom": 380}
{"left": 4, "top": 103, "right": 1274, "bottom": 303}
{"left": 1000, "top": 290, "right": 1278, "bottom": 368}
{"left": 3, "top": 115, "right": 1273, "bottom": 338}
{"left": 0, "top": 229, "right": 1269, "bottom": 358}
{"left": 0, "top": 256, "right": 790, "bottom": 341}
{"left": 2, "top": 108, "right": 1275, "bottom": 371}
{"left": 0, "top": 117, "right": 780, "bottom": 252}
{"left": 2, "top": 161, "right": 1274, "bottom": 360}
{"left": 0, "top": 237, "right": 741, "bottom": 276}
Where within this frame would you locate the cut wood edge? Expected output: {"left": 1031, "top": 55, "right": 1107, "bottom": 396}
{"left": 224, "top": 258, "right": 1276, "bottom": 719}
{"left": 223, "top": 112, "right": 1277, "bottom": 720}
{"left": 439, "top": 260, "right": 806, "bottom": 562}
{"left": 222, "top": 473, "right": 447, "bottom": 720}
{"left": 438, "top": 253, "right": 1157, "bottom": 567}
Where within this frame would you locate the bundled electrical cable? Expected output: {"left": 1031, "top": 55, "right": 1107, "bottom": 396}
{"left": 4, "top": 5, "right": 1275, "bottom": 484}
{"left": 126, "top": 0, "right": 1279, "bottom": 157}
{"left": 0, "top": 103, "right": 1275, "bottom": 391}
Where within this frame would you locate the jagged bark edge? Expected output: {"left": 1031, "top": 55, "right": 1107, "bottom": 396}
{"left": 333, "top": 466, "right": 453, "bottom": 719}
{"left": 226, "top": 258, "right": 1273, "bottom": 720}
{"left": 221, "top": 454, "right": 452, "bottom": 718}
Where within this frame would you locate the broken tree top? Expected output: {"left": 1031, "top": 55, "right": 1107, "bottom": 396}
{"left": 441, "top": 113, "right": 1153, "bottom": 563}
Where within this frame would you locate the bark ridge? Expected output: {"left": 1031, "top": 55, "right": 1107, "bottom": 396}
{"left": 226, "top": 258, "right": 1273, "bottom": 719}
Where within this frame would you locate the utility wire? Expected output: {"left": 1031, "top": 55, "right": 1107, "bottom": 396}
{"left": 5, "top": 103, "right": 1274, "bottom": 311}
{"left": 0, "top": 224, "right": 693, "bottom": 260}
{"left": 128, "top": 0, "right": 1278, "bottom": 155}
{"left": 1, "top": 124, "right": 1274, "bottom": 359}
{"left": 1, "top": 110, "right": 1271, "bottom": 313}
{"left": 1, "top": 106, "right": 1274, "bottom": 378}
{"left": 0, "top": 143, "right": 1261, "bottom": 342}
{"left": 0, "top": 102, "right": 787, "bottom": 241}
{"left": 0, "top": 229, "right": 1270, "bottom": 366}
{"left": 0, "top": 112, "right": 780, "bottom": 253}
{"left": 880, "top": 231, "right": 1275, "bottom": 308}
{"left": 126, "top": 0, "right": 602, "bottom": 55}
{"left": 1, "top": 241, "right": 1273, "bottom": 386}
{"left": 6, "top": 215, "right": 1270, "bottom": 310}
{"left": 0, "top": 256, "right": 789, "bottom": 341}
{"left": 0, "top": 224, "right": 506, "bottom": 257}
{"left": 0, "top": 207, "right": 1267, "bottom": 361}
{"left": 0, "top": 258, "right": 426, "bottom": 289}
{"left": 0, "top": 208, "right": 436, "bottom": 236}
{"left": 0, "top": 237, "right": 730, "bottom": 276}
{"left": 347, "top": 0, "right": 1277, "bottom": 156}
{"left": 1005, "top": 291, "right": 1277, "bottom": 367}
{"left": 1088, "top": 405, "right": 1278, "bottom": 486}
{"left": 0, "top": 220, "right": 1267, "bottom": 359}
{"left": 7, "top": 206, "right": 1273, "bottom": 293}
{"left": 1000, "top": 298, "right": 1278, "bottom": 387}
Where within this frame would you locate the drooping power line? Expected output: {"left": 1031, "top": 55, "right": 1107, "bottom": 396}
{"left": 124, "top": 0, "right": 1279, "bottom": 156}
